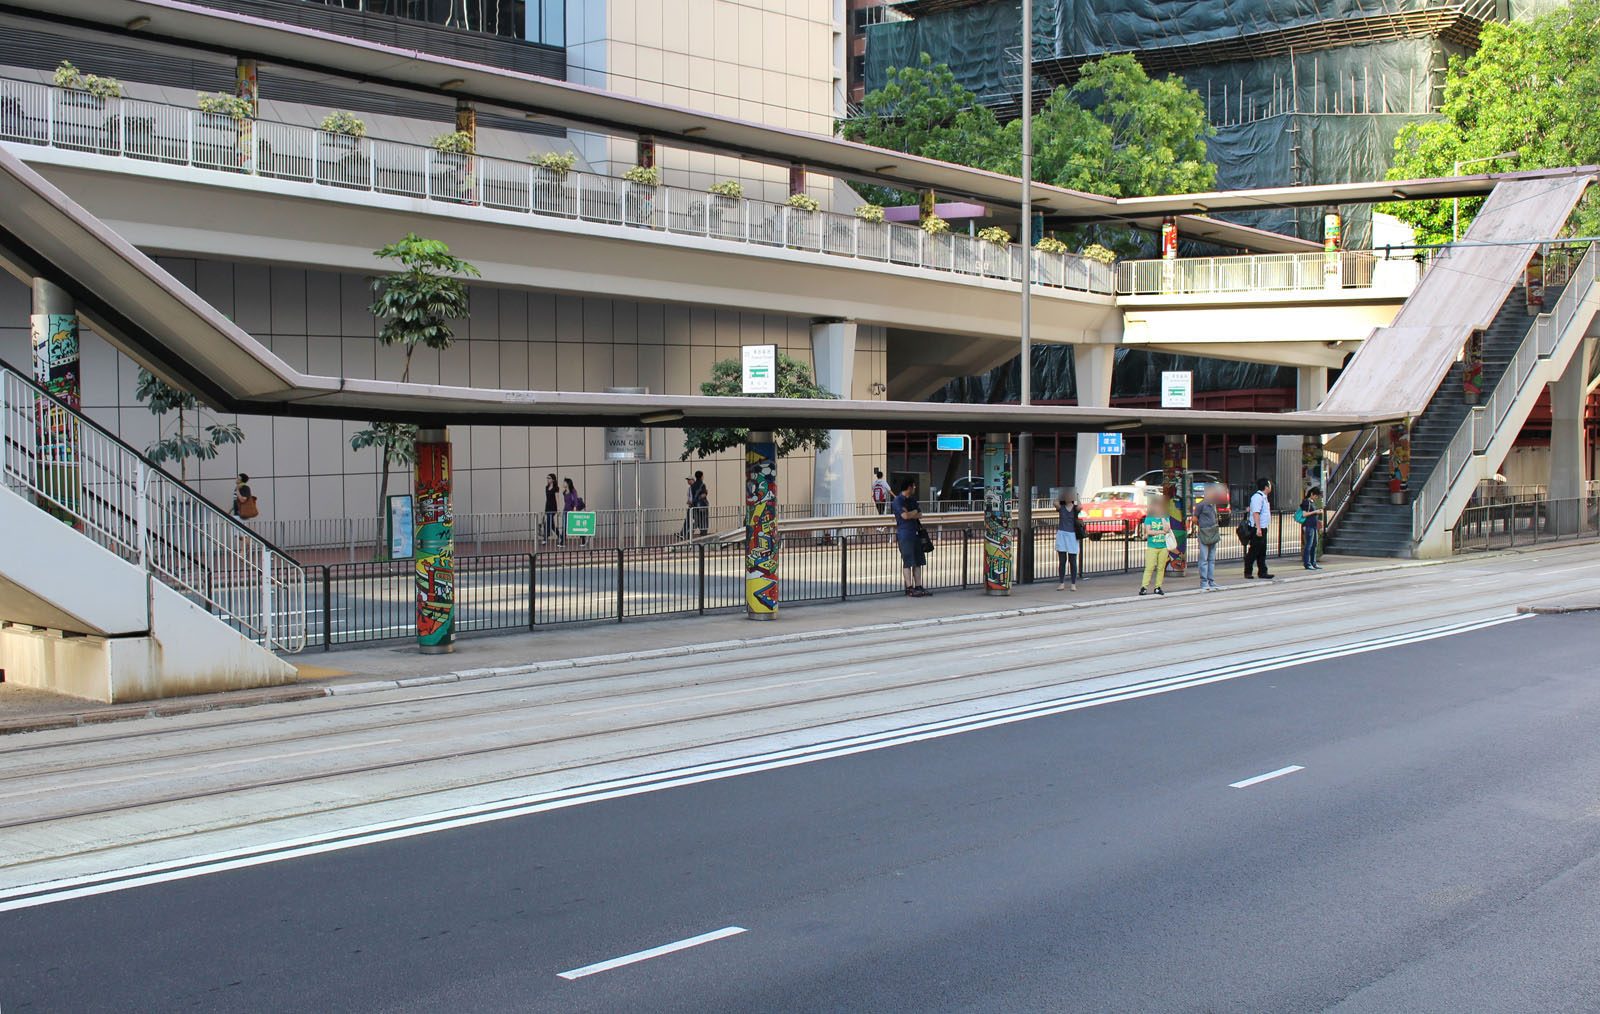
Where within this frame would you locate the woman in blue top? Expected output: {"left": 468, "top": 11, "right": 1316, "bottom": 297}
{"left": 1139, "top": 493, "right": 1171, "bottom": 596}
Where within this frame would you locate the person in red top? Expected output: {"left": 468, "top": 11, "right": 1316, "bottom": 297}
{"left": 871, "top": 468, "right": 891, "bottom": 514}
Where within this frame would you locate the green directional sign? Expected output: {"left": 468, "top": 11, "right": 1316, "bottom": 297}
{"left": 565, "top": 511, "right": 596, "bottom": 537}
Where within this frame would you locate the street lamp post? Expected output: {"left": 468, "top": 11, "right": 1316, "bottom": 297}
{"left": 1016, "top": 0, "right": 1034, "bottom": 584}
{"left": 1452, "top": 150, "right": 1519, "bottom": 242}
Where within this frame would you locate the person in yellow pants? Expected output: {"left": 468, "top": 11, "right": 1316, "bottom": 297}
{"left": 1139, "top": 494, "right": 1171, "bottom": 596}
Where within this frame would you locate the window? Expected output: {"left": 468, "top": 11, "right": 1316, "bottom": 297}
{"left": 851, "top": 5, "right": 888, "bottom": 32}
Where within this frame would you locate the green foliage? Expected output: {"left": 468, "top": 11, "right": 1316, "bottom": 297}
{"left": 54, "top": 60, "right": 122, "bottom": 100}
{"left": 320, "top": 110, "right": 367, "bottom": 137}
{"left": 1080, "top": 243, "right": 1118, "bottom": 264}
{"left": 921, "top": 215, "right": 950, "bottom": 235}
{"left": 786, "top": 193, "right": 821, "bottom": 211}
{"left": 349, "top": 422, "right": 419, "bottom": 465}
{"left": 1036, "top": 236, "right": 1071, "bottom": 254}
{"left": 680, "top": 353, "right": 836, "bottom": 460}
{"left": 854, "top": 203, "right": 885, "bottom": 223}
{"left": 134, "top": 369, "right": 244, "bottom": 480}
{"left": 1382, "top": 0, "right": 1600, "bottom": 245}
{"left": 709, "top": 180, "right": 745, "bottom": 198}
{"left": 368, "top": 234, "right": 481, "bottom": 382}
{"left": 197, "top": 93, "right": 254, "bottom": 119}
{"left": 431, "top": 130, "right": 476, "bottom": 154}
{"left": 839, "top": 54, "right": 1216, "bottom": 254}
{"left": 534, "top": 151, "right": 577, "bottom": 173}
{"left": 977, "top": 226, "right": 1012, "bottom": 245}
{"left": 624, "top": 165, "right": 662, "bottom": 186}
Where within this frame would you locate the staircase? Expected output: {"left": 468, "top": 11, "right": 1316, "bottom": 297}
{"left": 1326, "top": 284, "right": 1554, "bottom": 558}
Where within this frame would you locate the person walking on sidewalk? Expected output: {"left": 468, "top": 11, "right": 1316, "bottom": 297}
{"left": 892, "top": 477, "right": 929, "bottom": 597}
{"left": 1055, "top": 490, "right": 1084, "bottom": 591}
{"left": 1245, "top": 478, "right": 1274, "bottom": 579}
{"left": 872, "top": 468, "right": 892, "bottom": 515}
{"left": 543, "top": 473, "right": 560, "bottom": 546}
{"left": 690, "top": 470, "right": 710, "bottom": 537}
{"left": 1300, "top": 486, "right": 1324, "bottom": 570}
{"left": 678, "top": 475, "right": 696, "bottom": 541}
{"left": 562, "top": 477, "right": 587, "bottom": 547}
{"left": 1194, "top": 485, "right": 1223, "bottom": 591}
{"left": 1139, "top": 493, "right": 1172, "bottom": 596}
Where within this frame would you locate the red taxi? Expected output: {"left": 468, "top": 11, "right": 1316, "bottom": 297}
{"left": 1081, "top": 485, "right": 1150, "bottom": 539}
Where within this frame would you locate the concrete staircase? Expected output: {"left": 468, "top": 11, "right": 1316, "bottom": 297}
{"left": 1326, "top": 285, "right": 1554, "bottom": 558}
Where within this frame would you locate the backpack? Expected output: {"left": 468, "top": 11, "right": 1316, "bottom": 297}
{"left": 1294, "top": 507, "right": 1305, "bottom": 525}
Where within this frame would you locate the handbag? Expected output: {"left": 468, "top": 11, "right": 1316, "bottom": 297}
{"left": 237, "top": 495, "right": 259, "bottom": 520}
{"left": 916, "top": 525, "right": 935, "bottom": 555}
{"left": 1236, "top": 521, "right": 1252, "bottom": 545}
{"left": 1197, "top": 525, "right": 1220, "bottom": 547}
{"left": 1164, "top": 530, "right": 1178, "bottom": 551}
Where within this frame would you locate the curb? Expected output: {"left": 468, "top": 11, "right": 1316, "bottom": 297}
{"left": 1516, "top": 603, "right": 1600, "bottom": 614}
{"left": 0, "top": 684, "right": 329, "bottom": 736}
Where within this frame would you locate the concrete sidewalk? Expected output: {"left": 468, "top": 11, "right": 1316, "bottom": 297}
{"left": 0, "top": 552, "right": 1401, "bottom": 733}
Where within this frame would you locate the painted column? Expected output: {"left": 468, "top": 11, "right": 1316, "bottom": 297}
{"left": 1323, "top": 211, "right": 1342, "bottom": 290}
{"left": 1162, "top": 435, "right": 1188, "bottom": 574}
{"left": 455, "top": 99, "right": 478, "bottom": 204}
{"left": 414, "top": 429, "right": 455, "bottom": 652}
{"left": 983, "top": 433, "right": 1012, "bottom": 594}
{"left": 1463, "top": 329, "right": 1485, "bottom": 405}
{"left": 1388, "top": 421, "right": 1411, "bottom": 504}
{"left": 1073, "top": 343, "right": 1116, "bottom": 497}
{"left": 234, "top": 57, "right": 258, "bottom": 174}
{"left": 810, "top": 318, "right": 857, "bottom": 514}
{"left": 788, "top": 163, "right": 806, "bottom": 197}
{"left": 744, "top": 432, "right": 779, "bottom": 618}
{"left": 1549, "top": 337, "right": 1593, "bottom": 533}
{"left": 1281, "top": 365, "right": 1328, "bottom": 508}
{"left": 1160, "top": 215, "right": 1177, "bottom": 294}
{"left": 30, "top": 279, "right": 80, "bottom": 527}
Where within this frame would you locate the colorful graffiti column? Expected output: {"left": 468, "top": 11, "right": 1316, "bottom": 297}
{"left": 414, "top": 430, "right": 455, "bottom": 653}
{"left": 234, "top": 58, "right": 258, "bottom": 173}
{"left": 30, "top": 291, "right": 81, "bottom": 527}
{"left": 744, "top": 432, "right": 778, "bottom": 618}
{"left": 983, "top": 433, "right": 1012, "bottom": 594}
{"left": 1162, "top": 435, "right": 1188, "bottom": 574}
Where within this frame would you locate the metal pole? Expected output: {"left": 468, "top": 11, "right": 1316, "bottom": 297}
{"left": 1017, "top": 0, "right": 1035, "bottom": 584}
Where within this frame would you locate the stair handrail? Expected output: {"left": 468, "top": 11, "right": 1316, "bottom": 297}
{"left": 1411, "top": 242, "right": 1599, "bottom": 541}
{"left": 1323, "top": 425, "right": 1382, "bottom": 532}
{"left": 0, "top": 365, "right": 306, "bottom": 652}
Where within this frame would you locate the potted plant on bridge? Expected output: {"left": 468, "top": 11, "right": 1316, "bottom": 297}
{"left": 622, "top": 164, "right": 661, "bottom": 226}
{"left": 317, "top": 110, "right": 367, "bottom": 185}
{"left": 533, "top": 151, "right": 577, "bottom": 213}
{"left": 431, "top": 130, "right": 476, "bottom": 202}
{"left": 53, "top": 60, "right": 123, "bottom": 151}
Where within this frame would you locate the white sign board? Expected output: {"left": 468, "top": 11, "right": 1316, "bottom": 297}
{"left": 1160, "top": 370, "right": 1193, "bottom": 409}
{"left": 603, "top": 386, "right": 649, "bottom": 461}
{"left": 741, "top": 344, "right": 777, "bottom": 394}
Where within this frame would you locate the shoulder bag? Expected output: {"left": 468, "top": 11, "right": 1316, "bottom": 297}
{"left": 916, "top": 524, "right": 935, "bottom": 555}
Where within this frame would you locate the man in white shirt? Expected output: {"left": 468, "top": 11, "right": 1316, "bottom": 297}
{"left": 1245, "top": 478, "right": 1275, "bottom": 579}
{"left": 872, "top": 468, "right": 892, "bottom": 514}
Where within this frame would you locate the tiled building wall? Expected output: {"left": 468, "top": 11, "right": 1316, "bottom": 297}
{"left": 0, "top": 261, "right": 888, "bottom": 524}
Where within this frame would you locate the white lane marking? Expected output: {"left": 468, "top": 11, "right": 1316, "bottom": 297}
{"left": 0, "top": 739, "right": 404, "bottom": 802}
{"left": 557, "top": 926, "right": 746, "bottom": 981}
{"left": 0, "top": 612, "right": 1528, "bottom": 913}
{"left": 1229, "top": 765, "right": 1305, "bottom": 789}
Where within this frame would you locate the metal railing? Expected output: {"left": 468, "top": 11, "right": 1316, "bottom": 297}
{"left": 1323, "top": 426, "right": 1381, "bottom": 531}
{"left": 1117, "top": 250, "right": 1423, "bottom": 297}
{"left": 302, "top": 512, "right": 1306, "bottom": 648}
{"left": 0, "top": 76, "right": 1117, "bottom": 297}
{"left": 1413, "top": 243, "right": 1599, "bottom": 541}
{"left": 0, "top": 366, "right": 306, "bottom": 652}
{"left": 1452, "top": 494, "right": 1600, "bottom": 553}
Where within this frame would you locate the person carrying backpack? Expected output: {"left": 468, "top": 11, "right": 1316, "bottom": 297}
{"left": 1298, "top": 486, "right": 1324, "bottom": 570}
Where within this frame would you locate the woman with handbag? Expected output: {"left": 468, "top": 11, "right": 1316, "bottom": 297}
{"left": 1055, "top": 491, "right": 1084, "bottom": 591}
{"left": 1139, "top": 493, "right": 1173, "bottom": 596}
{"left": 1193, "top": 486, "right": 1223, "bottom": 591}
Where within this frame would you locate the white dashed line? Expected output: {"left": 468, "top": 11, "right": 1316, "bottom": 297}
{"left": 558, "top": 926, "right": 746, "bottom": 980}
{"left": 1229, "top": 765, "right": 1305, "bottom": 789}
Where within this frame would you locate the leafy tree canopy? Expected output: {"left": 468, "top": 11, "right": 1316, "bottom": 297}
{"left": 1382, "top": 0, "right": 1600, "bottom": 245}
{"left": 680, "top": 353, "right": 836, "bottom": 460}
{"left": 134, "top": 368, "right": 244, "bottom": 477}
{"left": 369, "top": 234, "right": 481, "bottom": 382}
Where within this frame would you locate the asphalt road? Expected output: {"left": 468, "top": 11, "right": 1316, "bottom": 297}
{"left": 4, "top": 612, "right": 1598, "bottom": 1012}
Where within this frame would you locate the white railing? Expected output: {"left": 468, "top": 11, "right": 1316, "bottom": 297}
{"left": 1323, "top": 425, "right": 1381, "bottom": 529}
{"left": 0, "top": 366, "right": 306, "bottom": 652}
{"left": 1117, "top": 250, "right": 1425, "bottom": 297}
{"left": 0, "top": 76, "right": 1117, "bottom": 296}
{"left": 1412, "top": 243, "right": 1600, "bottom": 541}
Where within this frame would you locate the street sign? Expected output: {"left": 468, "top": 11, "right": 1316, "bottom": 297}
{"left": 564, "top": 511, "right": 596, "bottom": 537}
{"left": 1097, "top": 432, "right": 1125, "bottom": 455}
{"left": 935, "top": 434, "right": 966, "bottom": 451}
{"left": 387, "top": 494, "right": 414, "bottom": 560}
{"left": 1160, "top": 370, "right": 1193, "bottom": 409}
{"left": 1239, "top": 444, "right": 1257, "bottom": 454}
{"left": 604, "top": 386, "right": 649, "bottom": 461}
{"left": 741, "top": 344, "right": 777, "bottom": 394}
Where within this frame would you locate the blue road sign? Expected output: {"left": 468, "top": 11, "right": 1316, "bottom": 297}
{"left": 1097, "top": 432, "right": 1125, "bottom": 455}
{"left": 935, "top": 434, "right": 966, "bottom": 451}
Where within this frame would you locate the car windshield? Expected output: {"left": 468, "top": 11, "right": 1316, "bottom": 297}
{"left": 1092, "top": 489, "right": 1133, "bottom": 502}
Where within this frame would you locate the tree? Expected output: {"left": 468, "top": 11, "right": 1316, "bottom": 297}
{"left": 1382, "top": 0, "right": 1600, "bottom": 245}
{"left": 350, "top": 421, "right": 419, "bottom": 559}
{"left": 369, "top": 233, "right": 481, "bottom": 382}
{"left": 680, "top": 353, "right": 836, "bottom": 460}
{"left": 134, "top": 368, "right": 244, "bottom": 483}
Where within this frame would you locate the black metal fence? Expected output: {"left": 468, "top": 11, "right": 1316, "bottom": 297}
{"left": 1452, "top": 495, "right": 1600, "bottom": 553}
{"left": 304, "top": 515, "right": 1306, "bottom": 649}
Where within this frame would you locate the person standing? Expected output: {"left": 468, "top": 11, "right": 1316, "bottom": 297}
{"left": 543, "top": 473, "right": 560, "bottom": 546}
{"left": 872, "top": 468, "right": 892, "bottom": 515}
{"left": 1055, "top": 490, "right": 1084, "bottom": 591}
{"left": 679, "top": 475, "right": 696, "bottom": 541}
{"left": 1193, "top": 485, "right": 1223, "bottom": 591}
{"left": 891, "top": 477, "right": 929, "bottom": 597}
{"left": 562, "top": 476, "right": 586, "bottom": 547}
{"left": 1245, "top": 478, "right": 1274, "bottom": 579}
{"left": 1139, "top": 493, "right": 1172, "bottom": 595}
{"left": 690, "top": 470, "right": 709, "bottom": 537}
{"left": 1300, "top": 486, "right": 1324, "bottom": 570}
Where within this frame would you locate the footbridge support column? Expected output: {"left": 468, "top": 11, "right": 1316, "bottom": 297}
{"left": 1073, "top": 345, "right": 1115, "bottom": 497}
{"left": 1549, "top": 337, "right": 1595, "bottom": 535}
{"left": 415, "top": 429, "right": 455, "bottom": 653}
{"left": 30, "top": 279, "right": 80, "bottom": 528}
{"left": 810, "top": 318, "right": 857, "bottom": 513}
{"left": 1279, "top": 366, "right": 1328, "bottom": 508}
{"left": 983, "top": 433, "right": 1012, "bottom": 595}
{"left": 745, "top": 431, "right": 778, "bottom": 619}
